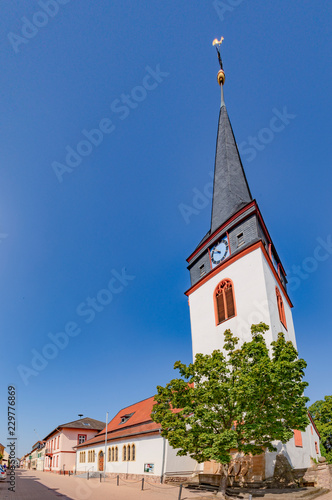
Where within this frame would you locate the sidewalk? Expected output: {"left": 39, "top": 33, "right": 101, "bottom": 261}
{"left": 0, "top": 469, "right": 210, "bottom": 500}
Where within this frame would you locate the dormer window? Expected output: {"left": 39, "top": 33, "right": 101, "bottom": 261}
{"left": 120, "top": 412, "right": 134, "bottom": 425}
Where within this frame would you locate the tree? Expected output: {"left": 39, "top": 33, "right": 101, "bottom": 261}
{"left": 152, "top": 323, "right": 309, "bottom": 496}
{"left": 309, "top": 395, "right": 332, "bottom": 463}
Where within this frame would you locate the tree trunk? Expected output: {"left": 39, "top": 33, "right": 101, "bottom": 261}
{"left": 216, "top": 463, "right": 228, "bottom": 498}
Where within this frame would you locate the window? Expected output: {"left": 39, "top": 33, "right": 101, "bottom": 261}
{"left": 122, "top": 446, "right": 126, "bottom": 461}
{"left": 294, "top": 430, "right": 302, "bottom": 447}
{"left": 112, "top": 447, "right": 115, "bottom": 461}
{"left": 237, "top": 233, "right": 244, "bottom": 247}
{"left": 276, "top": 287, "right": 287, "bottom": 329}
{"left": 88, "top": 450, "right": 95, "bottom": 463}
{"left": 127, "top": 444, "right": 131, "bottom": 461}
{"left": 78, "top": 434, "right": 87, "bottom": 445}
{"left": 79, "top": 451, "right": 86, "bottom": 463}
{"left": 120, "top": 413, "right": 134, "bottom": 424}
{"left": 108, "top": 447, "right": 111, "bottom": 462}
{"left": 131, "top": 444, "right": 136, "bottom": 461}
{"left": 315, "top": 442, "right": 319, "bottom": 454}
{"left": 58, "top": 436, "right": 60, "bottom": 448}
{"left": 199, "top": 264, "right": 206, "bottom": 277}
{"left": 115, "top": 446, "right": 118, "bottom": 462}
{"left": 214, "top": 279, "right": 236, "bottom": 325}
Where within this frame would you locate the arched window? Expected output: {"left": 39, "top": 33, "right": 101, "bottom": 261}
{"left": 214, "top": 279, "right": 236, "bottom": 325}
{"left": 276, "top": 287, "right": 287, "bottom": 329}
{"left": 131, "top": 444, "right": 136, "bottom": 461}
{"left": 115, "top": 447, "right": 118, "bottom": 461}
{"left": 122, "top": 445, "right": 126, "bottom": 461}
{"left": 111, "top": 447, "right": 114, "bottom": 462}
{"left": 108, "top": 447, "right": 111, "bottom": 462}
{"left": 127, "top": 444, "right": 131, "bottom": 461}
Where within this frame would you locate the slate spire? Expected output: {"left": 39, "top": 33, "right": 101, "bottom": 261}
{"left": 210, "top": 57, "right": 252, "bottom": 234}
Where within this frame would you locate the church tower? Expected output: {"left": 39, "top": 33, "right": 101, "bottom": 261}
{"left": 185, "top": 50, "right": 296, "bottom": 359}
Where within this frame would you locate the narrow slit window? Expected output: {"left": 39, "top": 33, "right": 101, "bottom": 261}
{"left": 276, "top": 287, "right": 287, "bottom": 330}
{"left": 199, "top": 264, "right": 206, "bottom": 277}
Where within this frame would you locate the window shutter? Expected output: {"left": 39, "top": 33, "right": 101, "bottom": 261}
{"left": 225, "top": 286, "right": 235, "bottom": 318}
{"left": 294, "top": 430, "right": 302, "bottom": 447}
{"left": 216, "top": 292, "right": 225, "bottom": 323}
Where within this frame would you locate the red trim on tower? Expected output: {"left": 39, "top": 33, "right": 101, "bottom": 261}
{"left": 226, "top": 231, "right": 231, "bottom": 255}
{"left": 187, "top": 201, "right": 256, "bottom": 263}
{"left": 208, "top": 247, "right": 213, "bottom": 269}
{"left": 185, "top": 240, "right": 293, "bottom": 308}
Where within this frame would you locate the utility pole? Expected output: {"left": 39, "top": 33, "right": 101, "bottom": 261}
{"left": 104, "top": 412, "right": 108, "bottom": 479}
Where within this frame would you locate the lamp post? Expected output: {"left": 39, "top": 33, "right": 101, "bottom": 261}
{"left": 104, "top": 412, "right": 108, "bottom": 479}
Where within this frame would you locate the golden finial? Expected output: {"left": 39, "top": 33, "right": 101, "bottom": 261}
{"left": 212, "top": 36, "right": 225, "bottom": 86}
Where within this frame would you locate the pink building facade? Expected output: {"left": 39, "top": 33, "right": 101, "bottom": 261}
{"left": 43, "top": 417, "right": 105, "bottom": 473}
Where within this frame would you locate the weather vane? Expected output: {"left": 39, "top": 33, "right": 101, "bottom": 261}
{"left": 212, "top": 37, "right": 224, "bottom": 70}
{"left": 212, "top": 37, "right": 225, "bottom": 86}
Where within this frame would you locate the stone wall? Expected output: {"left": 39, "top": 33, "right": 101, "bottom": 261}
{"left": 302, "top": 463, "right": 332, "bottom": 490}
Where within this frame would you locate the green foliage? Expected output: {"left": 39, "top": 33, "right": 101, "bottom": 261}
{"left": 309, "top": 395, "right": 332, "bottom": 464}
{"left": 152, "top": 323, "right": 309, "bottom": 466}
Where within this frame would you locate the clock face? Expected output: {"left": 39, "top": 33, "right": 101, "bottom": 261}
{"left": 210, "top": 237, "right": 229, "bottom": 268}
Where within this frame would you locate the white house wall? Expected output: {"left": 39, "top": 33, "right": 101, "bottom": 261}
{"left": 265, "top": 423, "right": 321, "bottom": 477}
{"left": 164, "top": 441, "right": 203, "bottom": 475}
{"left": 76, "top": 435, "right": 164, "bottom": 477}
{"left": 76, "top": 435, "right": 201, "bottom": 478}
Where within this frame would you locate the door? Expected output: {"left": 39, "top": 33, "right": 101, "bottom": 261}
{"left": 98, "top": 451, "right": 104, "bottom": 472}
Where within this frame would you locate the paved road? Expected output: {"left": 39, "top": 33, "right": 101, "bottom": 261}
{"left": 1, "top": 470, "right": 332, "bottom": 500}
{"left": 0, "top": 469, "right": 202, "bottom": 499}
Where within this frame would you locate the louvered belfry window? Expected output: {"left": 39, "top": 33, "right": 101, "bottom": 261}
{"left": 215, "top": 279, "right": 236, "bottom": 324}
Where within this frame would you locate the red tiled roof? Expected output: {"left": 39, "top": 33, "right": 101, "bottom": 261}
{"left": 105, "top": 396, "right": 157, "bottom": 433}
{"left": 76, "top": 396, "right": 161, "bottom": 448}
{"left": 308, "top": 411, "right": 321, "bottom": 439}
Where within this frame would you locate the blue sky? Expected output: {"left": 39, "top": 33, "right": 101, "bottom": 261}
{"left": 0, "top": 1, "right": 331, "bottom": 457}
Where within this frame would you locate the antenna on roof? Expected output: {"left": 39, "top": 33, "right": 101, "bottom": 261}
{"left": 78, "top": 414, "right": 83, "bottom": 419}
